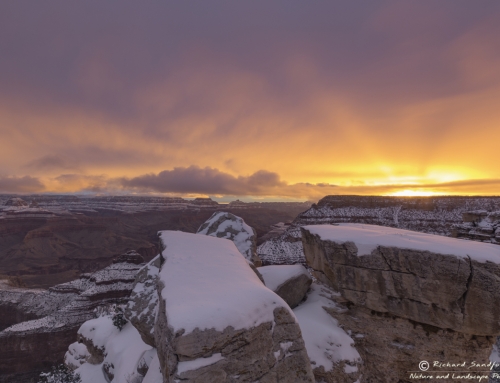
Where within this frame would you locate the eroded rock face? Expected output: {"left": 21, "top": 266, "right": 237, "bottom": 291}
{"left": 155, "top": 231, "right": 314, "bottom": 382}
{"left": 124, "top": 254, "right": 162, "bottom": 347}
{"left": 322, "top": 293, "right": 494, "bottom": 383}
{"left": 301, "top": 224, "right": 500, "bottom": 382}
{"left": 197, "top": 211, "right": 262, "bottom": 266}
{"left": 301, "top": 224, "right": 500, "bottom": 335}
{"left": 258, "top": 265, "right": 312, "bottom": 309}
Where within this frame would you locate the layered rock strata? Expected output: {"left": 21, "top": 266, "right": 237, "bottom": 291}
{"left": 258, "top": 195, "right": 500, "bottom": 266}
{"left": 155, "top": 231, "right": 314, "bottom": 382}
{"left": 0, "top": 251, "right": 144, "bottom": 383}
{"left": 301, "top": 223, "right": 500, "bottom": 382}
{"left": 452, "top": 210, "right": 500, "bottom": 244}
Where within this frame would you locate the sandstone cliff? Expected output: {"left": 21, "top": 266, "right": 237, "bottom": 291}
{"left": 301, "top": 223, "right": 500, "bottom": 382}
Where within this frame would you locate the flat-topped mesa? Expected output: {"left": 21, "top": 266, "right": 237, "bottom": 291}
{"left": 301, "top": 223, "right": 500, "bottom": 336}
{"left": 197, "top": 211, "right": 262, "bottom": 266}
{"left": 155, "top": 231, "right": 314, "bottom": 383}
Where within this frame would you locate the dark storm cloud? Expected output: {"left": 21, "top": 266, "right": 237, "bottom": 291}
{"left": 121, "top": 166, "right": 286, "bottom": 195}
{"left": 1, "top": 0, "right": 497, "bottom": 121}
{"left": 0, "top": 176, "right": 45, "bottom": 193}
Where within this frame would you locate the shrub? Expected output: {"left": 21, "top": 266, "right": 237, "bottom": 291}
{"left": 112, "top": 306, "right": 128, "bottom": 331}
{"left": 38, "top": 364, "right": 81, "bottom": 383}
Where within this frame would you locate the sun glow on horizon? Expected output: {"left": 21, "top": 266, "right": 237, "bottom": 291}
{"left": 389, "top": 190, "right": 443, "bottom": 197}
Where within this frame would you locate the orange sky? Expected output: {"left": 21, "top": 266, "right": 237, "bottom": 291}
{"left": 0, "top": 1, "right": 499, "bottom": 201}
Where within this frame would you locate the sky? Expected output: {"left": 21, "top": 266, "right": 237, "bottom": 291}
{"left": 1, "top": 1, "right": 499, "bottom": 201}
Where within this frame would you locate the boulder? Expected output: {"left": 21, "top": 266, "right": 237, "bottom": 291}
{"left": 301, "top": 223, "right": 500, "bottom": 335}
{"left": 258, "top": 265, "right": 311, "bottom": 308}
{"left": 155, "top": 231, "right": 314, "bottom": 382}
{"left": 301, "top": 223, "right": 500, "bottom": 382}
{"left": 197, "top": 211, "right": 262, "bottom": 266}
{"left": 124, "top": 255, "right": 162, "bottom": 347}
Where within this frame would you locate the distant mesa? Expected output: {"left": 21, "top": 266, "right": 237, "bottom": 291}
{"left": 190, "top": 197, "right": 219, "bottom": 206}
{"left": 4, "top": 197, "right": 28, "bottom": 207}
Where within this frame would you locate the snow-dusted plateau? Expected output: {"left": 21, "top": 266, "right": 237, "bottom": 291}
{"left": 1, "top": 195, "right": 500, "bottom": 382}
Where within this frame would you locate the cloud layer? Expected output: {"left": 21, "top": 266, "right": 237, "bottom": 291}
{"left": 0, "top": 1, "right": 499, "bottom": 198}
{"left": 0, "top": 176, "right": 44, "bottom": 193}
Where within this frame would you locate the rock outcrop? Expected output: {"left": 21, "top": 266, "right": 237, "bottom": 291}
{"left": 452, "top": 210, "right": 500, "bottom": 244}
{"left": 258, "top": 265, "right": 311, "bottom": 308}
{"left": 0, "top": 251, "right": 144, "bottom": 383}
{"left": 301, "top": 223, "right": 500, "bottom": 382}
{"left": 124, "top": 255, "right": 162, "bottom": 347}
{"left": 258, "top": 195, "right": 500, "bottom": 266}
{"left": 155, "top": 231, "right": 314, "bottom": 382}
{"left": 197, "top": 211, "right": 262, "bottom": 266}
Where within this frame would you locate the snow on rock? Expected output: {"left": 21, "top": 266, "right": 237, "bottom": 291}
{"left": 302, "top": 224, "right": 500, "bottom": 336}
{"left": 64, "top": 342, "right": 90, "bottom": 370}
{"left": 304, "top": 223, "right": 500, "bottom": 264}
{"left": 77, "top": 315, "right": 120, "bottom": 364}
{"left": 157, "top": 231, "right": 288, "bottom": 334}
{"left": 257, "top": 196, "right": 500, "bottom": 268}
{"left": 259, "top": 264, "right": 308, "bottom": 291}
{"left": 73, "top": 317, "right": 153, "bottom": 383}
{"left": 258, "top": 265, "right": 312, "bottom": 308}
{"left": 293, "top": 283, "right": 362, "bottom": 382}
{"left": 124, "top": 254, "right": 161, "bottom": 347}
{"left": 142, "top": 353, "right": 162, "bottom": 383}
{"left": 197, "top": 211, "right": 262, "bottom": 265}
{"left": 176, "top": 353, "right": 225, "bottom": 375}
{"left": 155, "top": 230, "right": 315, "bottom": 382}
{"left": 76, "top": 362, "right": 108, "bottom": 383}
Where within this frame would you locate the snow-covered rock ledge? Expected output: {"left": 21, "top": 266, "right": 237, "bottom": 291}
{"left": 155, "top": 230, "right": 314, "bottom": 382}
{"left": 302, "top": 223, "right": 500, "bottom": 335}
{"left": 301, "top": 223, "right": 500, "bottom": 382}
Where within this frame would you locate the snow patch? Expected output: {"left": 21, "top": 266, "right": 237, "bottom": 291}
{"left": 177, "top": 353, "right": 225, "bottom": 374}
{"left": 293, "top": 283, "right": 361, "bottom": 372}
